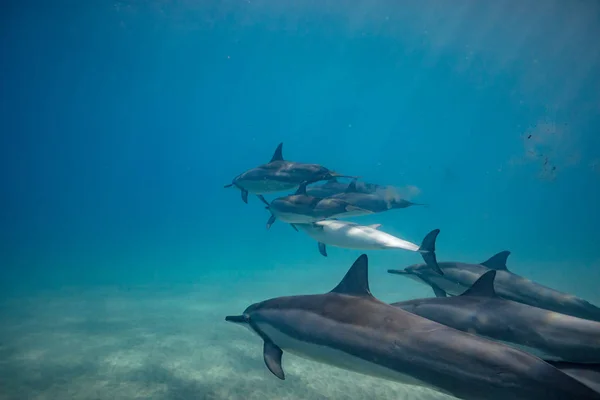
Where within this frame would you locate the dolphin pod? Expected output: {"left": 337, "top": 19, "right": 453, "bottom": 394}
{"left": 225, "top": 142, "right": 600, "bottom": 399}
{"left": 257, "top": 182, "right": 372, "bottom": 230}
{"left": 388, "top": 251, "right": 600, "bottom": 322}
{"left": 391, "top": 270, "right": 600, "bottom": 363}
{"left": 226, "top": 255, "right": 600, "bottom": 400}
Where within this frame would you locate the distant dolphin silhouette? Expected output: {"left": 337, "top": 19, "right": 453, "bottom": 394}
{"left": 315, "top": 180, "right": 425, "bottom": 218}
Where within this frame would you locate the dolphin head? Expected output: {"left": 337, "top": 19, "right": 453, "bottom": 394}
{"left": 387, "top": 264, "right": 433, "bottom": 286}
{"left": 225, "top": 302, "right": 264, "bottom": 335}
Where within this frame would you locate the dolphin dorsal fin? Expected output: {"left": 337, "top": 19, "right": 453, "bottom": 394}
{"left": 330, "top": 254, "right": 373, "bottom": 297}
{"left": 460, "top": 270, "right": 497, "bottom": 297}
{"left": 345, "top": 179, "right": 358, "bottom": 193}
{"left": 481, "top": 251, "right": 511, "bottom": 271}
{"left": 295, "top": 182, "right": 308, "bottom": 196}
{"left": 270, "top": 143, "right": 284, "bottom": 163}
{"left": 367, "top": 224, "right": 382, "bottom": 230}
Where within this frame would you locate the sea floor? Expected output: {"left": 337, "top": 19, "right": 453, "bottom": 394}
{"left": 0, "top": 261, "right": 597, "bottom": 400}
{"left": 0, "top": 285, "right": 449, "bottom": 400}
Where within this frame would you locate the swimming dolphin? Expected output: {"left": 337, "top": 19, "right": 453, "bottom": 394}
{"left": 225, "top": 254, "right": 600, "bottom": 400}
{"left": 391, "top": 270, "right": 600, "bottom": 363}
{"left": 224, "top": 143, "right": 356, "bottom": 204}
{"left": 387, "top": 251, "right": 600, "bottom": 322}
{"left": 295, "top": 220, "right": 443, "bottom": 275}
{"left": 305, "top": 178, "right": 386, "bottom": 197}
{"left": 319, "top": 180, "right": 425, "bottom": 216}
{"left": 257, "top": 183, "right": 373, "bottom": 230}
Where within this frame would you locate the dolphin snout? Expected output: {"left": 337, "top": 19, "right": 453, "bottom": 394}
{"left": 225, "top": 315, "right": 248, "bottom": 323}
{"left": 388, "top": 269, "right": 411, "bottom": 275}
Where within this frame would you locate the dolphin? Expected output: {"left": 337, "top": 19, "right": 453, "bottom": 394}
{"left": 391, "top": 270, "right": 600, "bottom": 364}
{"left": 225, "top": 254, "right": 600, "bottom": 400}
{"left": 319, "top": 180, "right": 425, "bottom": 216}
{"left": 387, "top": 251, "right": 600, "bottom": 322}
{"left": 295, "top": 220, "right": 443, "bottom": 275}
{"left": 224, "top": 143, "right": 356, "bottom": 204}
{"left": 257, "top": 183, "right": 373, "bottom": 230}
{"left": 305, "top": 178, "right": 386, "bottom": 197}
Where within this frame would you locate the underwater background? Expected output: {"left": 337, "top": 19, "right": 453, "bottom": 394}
{"left": 1, "top": 1, "right": 600, "bottom": 399}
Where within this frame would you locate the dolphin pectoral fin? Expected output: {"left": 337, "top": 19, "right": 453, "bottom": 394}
{"left": 270, "top": 142, "right": 284, "bottom": 163}
{"left": 544, "top": 361, "right": 600, "bottom": 394}
{"left": 418, "top": 229, "right": 443, "bottom": 275}
{"left": 318, "top": 242, "right": 328, "bottom": 257}
{"left": 266, "top": 215, "right": 276, "bottom": 230}
{"left": 263, "top": 341, "right": 285, "bottom": 380}
{"left": 241, "top": 189, "right": 249, "bottom": 204}
{"left": 431, "top": 284, "right": 447, "bottom": 298}
{"left": 481, "top": 251, "right": 511, "bottom": 271}
{"left": 290, "top": 224, "right": 299, "bottom": 232}
{"left": 460, "top": 270, "right": 498, "bottom": 297}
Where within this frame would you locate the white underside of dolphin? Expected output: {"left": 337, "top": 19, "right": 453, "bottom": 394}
{"left": 297, "top": 220, "right": 418, "bottom": 251}
{"left": 296, "top": 219, "right": 442, "bottom": 274}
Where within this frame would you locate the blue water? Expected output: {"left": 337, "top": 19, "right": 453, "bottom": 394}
{"left": 1, "top": 1, "right": 600, "bottom": 399}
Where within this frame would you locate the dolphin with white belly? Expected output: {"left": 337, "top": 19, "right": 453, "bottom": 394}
{"left": 387, "top": 251, "right": 600, "bottom": 322}
{"left": 295, "top": 220, "right": 443, "bottom": 275}
{"left": 257, "top": 184, "right": 373, "bottom": 230}
{"left": 225, "top": 254, "right": 600, "bottom": 400}
{"left": 224, "top": 143, "right": 356, "bottom": 203}
{"left": 392, "top": 270, "right": 600, "bottom": 363}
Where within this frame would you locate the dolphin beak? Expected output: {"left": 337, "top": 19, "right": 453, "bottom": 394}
{"left": 387, "top": 269, "right": 411, "bottom": 275}
{"left": 225, "top": 315, "right": 248, "bottom": 323}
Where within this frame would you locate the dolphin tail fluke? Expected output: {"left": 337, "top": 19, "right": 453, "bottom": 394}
{"left": 418, "top": 229, "right": 443, "bottom": 275}
{"left": 544, "top": 361, "right": 600, "bottom": 394}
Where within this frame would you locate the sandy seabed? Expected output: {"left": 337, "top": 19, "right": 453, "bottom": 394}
{"left": 0, "top": 281, "right": 452, "bottom": 400}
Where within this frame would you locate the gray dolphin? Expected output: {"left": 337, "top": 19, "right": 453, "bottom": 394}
{"left": 320, "top": 180, "right": 425, "bottom": 216}
{"left": 392, "top": 270, "right": 600, "bottom": 363}
{"left": 224, "top": 143, "right": 356, "bottom": 204}
{"left": 258, "top": 183, "right": 373, "bottom": 230}
{"left": 225, "top": 254, "right": 600, "bottom": 400}
{"left": 306, "top": 178, "right": 386, "bottom": 197}
{"left": 387, "top": 251, "right": 600, "bottom": 322}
